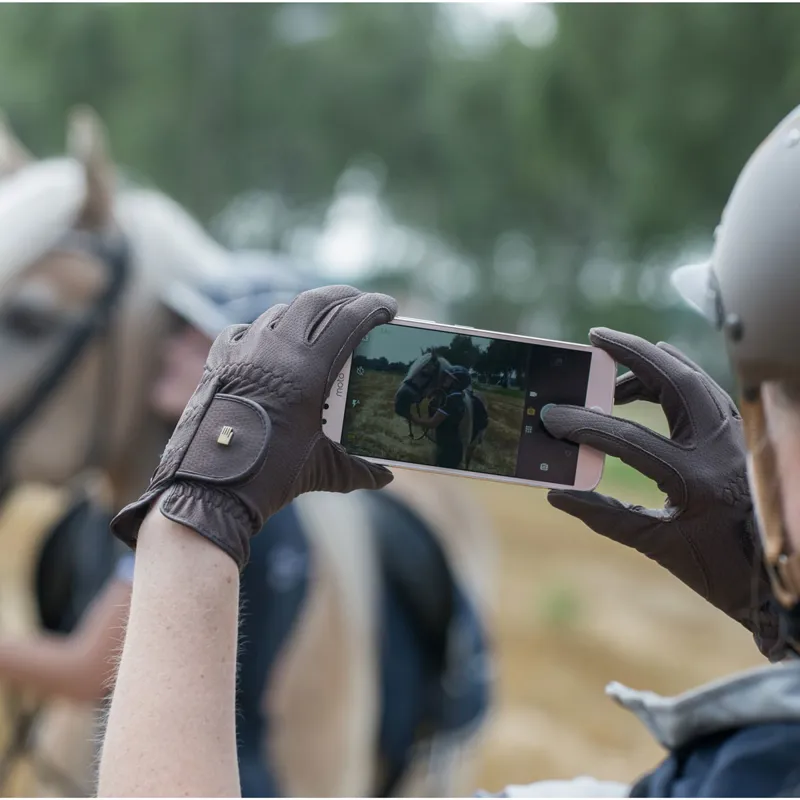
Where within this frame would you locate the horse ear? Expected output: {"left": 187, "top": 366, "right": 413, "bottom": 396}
{"left": 0, "top": 110, "right": 33, "bottom": 177}
{"left": 67, "top": 105, "right": 115, "bottom": 230}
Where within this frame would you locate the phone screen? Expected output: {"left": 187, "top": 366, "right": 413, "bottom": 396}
{"left": 339, "top": 322, "right": 592, "bottom": 486}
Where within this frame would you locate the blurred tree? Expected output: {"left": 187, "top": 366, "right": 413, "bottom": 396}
{"left": 475, "top": 339, "right": 526, "bottom": 381}
{"left": 1, "top": 2, "right": 798, "bottom": 382}
{"left": 441, "top": 334, "right": 483, "bottom": 368}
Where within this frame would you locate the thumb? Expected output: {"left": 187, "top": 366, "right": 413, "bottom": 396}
{"left": 316, "top": 438, "right": 394, "bottom": 493}
{"left": 547, "top": 489, "right": 652, "bottom": 549}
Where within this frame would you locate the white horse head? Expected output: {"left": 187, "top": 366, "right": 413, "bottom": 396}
{"left": 0, "top": 107, "right": 228, "bottom": 504}
{"left": 0, "top": 108, "right": 497, "bottom": 799}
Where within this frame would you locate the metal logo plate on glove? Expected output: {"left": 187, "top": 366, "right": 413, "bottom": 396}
{"left": 217, "top": 425, "right": 234, "bottom": 446}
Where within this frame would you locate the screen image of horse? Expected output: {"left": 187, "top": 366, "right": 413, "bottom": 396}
{"left": 343, "top": 331, "right": 528, "bottom": 477}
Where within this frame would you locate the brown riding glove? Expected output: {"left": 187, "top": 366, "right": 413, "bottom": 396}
{"left": 111, "top": 285, "right": 397, "bottom": 570}
{"left": 541, "top": 327, "right": 783, "bottom": 661}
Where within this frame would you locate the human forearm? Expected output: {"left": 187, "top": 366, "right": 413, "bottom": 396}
{"left": 410, "top": 413, "right": 442, "bottom": 429}
{"left": 0, "top": 578, "right": 130, "bottom": 703}
{"left": 99, "top": 287, "right": 396, "bottom": 797}
{"left": 98, "top": 511, "right": 241, "bottom": 798}
{"left": 0, "top": 636, "right": 103, "bottom": 702}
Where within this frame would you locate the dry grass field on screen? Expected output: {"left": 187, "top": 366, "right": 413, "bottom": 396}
{"left": 344, "top": 370, "right": 525, "bottom": 474}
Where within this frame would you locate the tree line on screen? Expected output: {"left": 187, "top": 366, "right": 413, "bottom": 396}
{"left": 355, "top": 334, "right": 527, "bottom": 387}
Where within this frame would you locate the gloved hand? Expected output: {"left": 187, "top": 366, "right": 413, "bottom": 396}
{"left": 542, "top": 327, "right": 783, "bottom": 661}
{"left": 111, "top": 285, "right": 398, "bottom": 570}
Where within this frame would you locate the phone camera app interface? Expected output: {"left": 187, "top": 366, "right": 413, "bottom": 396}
{"left": 341, "top": 324, "right": 591, "bottom": 485}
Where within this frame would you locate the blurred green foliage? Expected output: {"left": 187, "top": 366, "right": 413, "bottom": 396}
{"left": 1, "top": 3, "right": 799, "bottom": 384}
{"left": 538, "top": 582, "right": 583, "bottom": 630}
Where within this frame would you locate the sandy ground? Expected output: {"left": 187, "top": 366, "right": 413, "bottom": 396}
{"left": 0, "top": 403, "right": 764, "bottom": 796}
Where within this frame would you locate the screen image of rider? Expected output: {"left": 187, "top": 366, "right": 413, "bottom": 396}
{"left": 340, "top": 323, "right": 592, "bottom": 485}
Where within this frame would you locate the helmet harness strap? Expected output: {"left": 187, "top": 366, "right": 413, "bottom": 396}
{"left": 741, "top": 394, "right": 800, "bottom": 655}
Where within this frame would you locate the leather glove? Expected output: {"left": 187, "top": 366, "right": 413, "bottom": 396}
{"left": 111, "top": 285, "right": 398, "bottom": 570}
{"left": 541, "top": 327, "right": 784, "bottom": 661}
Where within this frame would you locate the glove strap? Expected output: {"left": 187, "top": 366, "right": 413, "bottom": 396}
{"left": 175, "top": 394, "right": 272, "bottom": 485}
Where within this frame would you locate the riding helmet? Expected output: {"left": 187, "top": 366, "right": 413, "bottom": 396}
{"left": 672, "top": 104, "right": 800, "bottom": 622}
{"left": 672, "top": 104, "right": 800, "bottom": 399}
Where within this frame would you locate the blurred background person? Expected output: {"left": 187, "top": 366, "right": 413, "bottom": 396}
{"left": 0, "top": 109, "right": 493, "bottom": 796}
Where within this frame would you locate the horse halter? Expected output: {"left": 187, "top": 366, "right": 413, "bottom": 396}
{"left": 0, "top": 228, "right": 130, "bottom": 478}
{"left": 400, "top": 368, "right": 438, "bottom": 442}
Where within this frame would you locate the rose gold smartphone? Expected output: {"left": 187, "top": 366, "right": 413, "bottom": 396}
{"left": 322, "top": 317, "right": 616, "bottom": 491}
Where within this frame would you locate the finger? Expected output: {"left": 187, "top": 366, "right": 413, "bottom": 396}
{"left": 542, "top": 404, "right": 682, "bottom": 494}
{"left": 219, "top": 304, "right": 290, "bottom": 349}
{"left": 590, "top": 327, "right": 723, "bottom": 441}
{"left": 276, "top": 285, "right": 362, "bottom": 335}
{"left": 318, "top": 439, "right": 395, "bottom": 492}
{"left": 615, "top": 341, "right": 712, "bottom": 405}
{"left": 206, "top": 323, "right": 251, "bottom": 366}
{"left": 657, "top": 341, "right": 740, "bottom": 418}
{"left": 656, "top": 342, "right": 706, "bottom": 374}
{"left": 547, "top": 489, "right": 654, "bottom": 549}
{"left": 258, "top": 302, "right": 290, "bottom": 329}
{"left": 615, "top": 370, "right": 654, "bottom": 405}
{"left": 615, "top": 341, "right": 734, "bottom": 420}
{"left": 316, "top": 291, "right": 398, "bottom": 393}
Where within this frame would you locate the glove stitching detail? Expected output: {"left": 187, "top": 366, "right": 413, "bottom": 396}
{"left": 280, "top": 432, "right": 324, "bottom": 508}
{"left": 215, "top": 363, "right": 303, "bottom": 405}
{"left": 675, "top": 527, "right": 713, "bottom": 601}
{"left": 305, "top": 296, "right": 357, "bottom": 343}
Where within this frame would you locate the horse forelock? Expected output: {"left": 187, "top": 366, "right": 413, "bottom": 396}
{"left": 0, "top": 158, "right": 87, "bottom": 288}
{"left": 405, "top": 351, "right": 452, "bottom": 383}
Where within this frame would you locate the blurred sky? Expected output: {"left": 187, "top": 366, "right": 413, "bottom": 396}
{"left": 362, "top": 324, "right": 492, "bottom": 365}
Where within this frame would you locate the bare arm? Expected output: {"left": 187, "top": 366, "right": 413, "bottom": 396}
{"left": 0, "top": 578, "right": 130, "bottom": 703}
{"left": 97, "top": 287, "right": 396, "bottom": 797}
{"left": 97, "top": 510, "right": 241, "bottom": 798}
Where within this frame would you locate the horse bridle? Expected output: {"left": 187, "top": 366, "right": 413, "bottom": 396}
{"left": 0, "top": 228, "right": 130, "bottom": 473}
{"left": 401, "top": 367, "right": 446, "bottom": 444}
{"left": 406, "top": 393, "right": 446, "bottom": 443}
{"left": 0, "top": 227, "right": 129, "bottom": 797}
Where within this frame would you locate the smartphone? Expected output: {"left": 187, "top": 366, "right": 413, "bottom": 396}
{"left": 323, "top": 317, "right": 616, "bottom": 491}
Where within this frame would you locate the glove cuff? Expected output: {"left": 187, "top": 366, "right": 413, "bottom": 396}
{"left": 158, "top": 483, "right": 255, "bottom": 569}
{"left": 109, "top": 482, "right": 257, "bottom": 570}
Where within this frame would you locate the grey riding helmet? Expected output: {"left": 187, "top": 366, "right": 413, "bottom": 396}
{"left": 672, "top": 104, "right": 800, "bottom": 399}
{"left": 161, "top": 251, "right": 322, "bottom": 338}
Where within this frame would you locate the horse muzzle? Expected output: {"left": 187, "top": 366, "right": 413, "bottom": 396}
{"left": 394, "top": 383, "right": 419, "bottom": 419}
